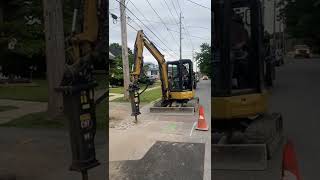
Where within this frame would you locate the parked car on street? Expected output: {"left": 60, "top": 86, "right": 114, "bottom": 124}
{"left": 202, "top": 75, "right": 209, "bottom": 80}
{"left": 294, "top": 45, "right": 311, "bottom": 58}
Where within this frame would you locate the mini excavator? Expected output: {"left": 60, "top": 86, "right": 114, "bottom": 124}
{"left": 129, "top": 30, "right": 199, "bottom": 121}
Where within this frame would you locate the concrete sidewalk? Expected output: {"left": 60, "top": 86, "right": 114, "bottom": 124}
{"left": 0, "top": 99, "right": 47, "bottom": 124}
{"left": 109, "top": 80, "right": 211, "bottom": 180}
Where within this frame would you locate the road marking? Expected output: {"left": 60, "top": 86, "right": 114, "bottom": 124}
{"left": 162, "top": 123, "right": 177, "bottom": 133}
{"left": 190, "top": 121, "right": 197, "bottom": 136}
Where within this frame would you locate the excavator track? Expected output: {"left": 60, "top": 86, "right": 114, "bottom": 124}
{"left": 149, "top": 97, "right": 199, "bottom": 115}
{"left": 212, "top": 113, "right": 284, "bottom": 170}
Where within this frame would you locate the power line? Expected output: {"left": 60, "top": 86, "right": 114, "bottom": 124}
{"left": 186, "top": 26, "right": 210, "bottom": 30}
{"left": 127, "top": 0, "right": 173, "bottom": 45}
{"left": 185, "top": 0, "right": 211, "bottom": 10}
{"left": 163, "top": 0, "right": 180, "bottom": 28}
{"left": 183, "top": 23, "right": 194, "bottom": 49}
{"left": 115, "top": 0, "right": 179, "bottom": 58}
{"left": 127, "top": 1, "right": 178, "bottom": 58}
{"left": 115, "top": 7, "right": 177, "bottom": 59}
{"left": 127, "top": 22, "right": 138, "bottom": 32}
{"left": 169, "top": 0, "right": 180, "bottom": 19}
{"left": 166, "top": 0, "right": 194, "bottom": 58}
{"left": 127, "top": 19, "right": 177, "bottom": 58}
{"left": 180, "top": 16, "right": 194, "bottom": 50}
{"left": 128, "top": 19, "right": 142, "bottom": 31}
{"left": 169, "top": 1, "right": 194, "bottom": 53}
{"left": 145, "top": 0, "right": 180, "bottom": 49}
{"left": 176, "top": 0, "right": 182, "bottom": 13}
{"left": 168, "top": 28, "right": 208, "bottom": 40}
{"left": 176, "top": 10, "right": 194, "bottom": 50}
{"left": 130, "top": 18, "right": 178, "bottom": 25}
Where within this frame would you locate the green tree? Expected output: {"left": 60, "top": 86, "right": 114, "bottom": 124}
{"left": 279, "top": 0, "right": 320, "bottom": 52}
{"left": 0, "top": 0, "right": 74, "bottom": 77}
{"left": 196, "top": 43, "right": 212, "bottom": 78}
{"left": 109, "top": 43, "right": 134, "bottom": 85}
{"left": 0, "top": 0, "right": 44, "bottom": 58}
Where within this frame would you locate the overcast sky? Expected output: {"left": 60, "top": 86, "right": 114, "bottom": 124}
{"left": 109, "top": 0, "right": 211, "bottom": 67}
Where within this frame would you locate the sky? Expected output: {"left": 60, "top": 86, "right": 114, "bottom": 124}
{"left": 109, "top": 0, "right": 211, "bottom": 69}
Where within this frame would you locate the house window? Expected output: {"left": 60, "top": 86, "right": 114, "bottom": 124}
{"left": 151, "top": 70, "right": 157, "bottom": 75}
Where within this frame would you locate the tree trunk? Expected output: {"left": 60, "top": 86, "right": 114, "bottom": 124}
{"left": 43, "top": 0, "right": 65, "bottom": 118}
{"left": 0, "top": 0, "right": 3, "bottom": 24}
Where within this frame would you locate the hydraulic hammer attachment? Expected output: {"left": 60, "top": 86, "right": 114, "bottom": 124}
{"left": 128, "top": 82, "right": 141, "bottom": 122}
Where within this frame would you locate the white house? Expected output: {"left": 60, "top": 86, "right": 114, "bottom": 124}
{"left": 144, "top": 62, "right": 159, "bottom": 80}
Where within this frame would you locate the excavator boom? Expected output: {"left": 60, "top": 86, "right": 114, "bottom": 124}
{"left": 131, "top": 30, "right": 170, "bottom": 101}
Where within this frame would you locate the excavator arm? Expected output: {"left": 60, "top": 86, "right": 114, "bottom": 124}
{"left": 56, "top": 0, "right": 108, "bottom": 178}
{"left": 61, "top": 0, "right": 107, "bottom": 86}
{"left": 129, "top": 30, "right": 170, "bottom": 121}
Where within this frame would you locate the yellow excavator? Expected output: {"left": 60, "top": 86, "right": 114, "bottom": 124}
{"left": 129, "top": 30, "right": 199, "bottom": 121}
{"left": 212, "top": 0, "right": 286, "bottom": 177}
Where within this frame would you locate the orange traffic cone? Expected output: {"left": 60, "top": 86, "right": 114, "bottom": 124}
{"left": 282, "top": 139, "right": 301, "bottom": 180}
{"left": 196, "top": 105, "right": 209, "bottom": 131}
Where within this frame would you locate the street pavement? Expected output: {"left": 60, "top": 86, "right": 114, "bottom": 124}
{"left": 195, "top": 79, "right": 211, "bottom": 180}
{"left": 0, "top": 128, "right": 107, "bottom": 180}
{"left": 269, "top": 57, "right": 320, "bottom": 180}
{"left": 109, "top": 79, "right": 211, "bottom": 180}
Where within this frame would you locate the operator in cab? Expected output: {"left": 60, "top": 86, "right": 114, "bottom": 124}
{"left": 230, "top": 10, "right": 250, "bottom": 89}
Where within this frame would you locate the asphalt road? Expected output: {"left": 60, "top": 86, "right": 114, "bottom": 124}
{"left": 269, "top": 58, "right": 320, "bottom": 180}
{"left": 195, "top": 79, "right": 211, "bottom": 130}
{"left": 195, "top": 79, "right": 211, "bottom": 180}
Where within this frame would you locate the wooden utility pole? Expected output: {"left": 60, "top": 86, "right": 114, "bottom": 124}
{"left": 192, "top": 49, "right": 196, "bottom": 73}
{"left": 120, "top": 0, "right": 130, "bottom": 100}
{"left": 43, "top": 0, "right": 65, "bottom": 117}
{"left": 179, "top": 12, "right": 182, "bottom": 60}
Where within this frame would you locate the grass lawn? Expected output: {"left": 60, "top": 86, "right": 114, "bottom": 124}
{"left": 0, "top": 80, "right": 48, "bottom": 102}
{"left": 0, "top": 100, "right": 107, "bottom": 129}
{"left": 113, "top": 87, "right": 161, "bottom": 103}
{"left": 0, "top": 75, "right": 106, "bottom": 102}
{"left": 0, "top": 105, "right": 18, "bottom": 112}
{"left": 109, "top": 81, "right": 161, "bottom": 94}
{"left": 109, "top": 87, "right": 124, "bottom": 94}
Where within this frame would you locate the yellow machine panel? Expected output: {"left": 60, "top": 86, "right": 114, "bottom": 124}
{"left": 170, "top": 90, "right": 195, "bottom": 100}
{"left": 213, "top": 91, "right": 268, "bottom": 119}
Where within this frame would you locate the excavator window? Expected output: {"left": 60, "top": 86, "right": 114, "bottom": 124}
{"left": 168, "top": 63, "right": 180, "bottom": 90}
{"left": 230, "top": 7, "right": 251, "bottom": 90}
{"left": 213, "top": 0, "right": 264, "bottom": 97}
{"left": 182, "top": 62, "right": 192, "bottom": 90}
{"left": 167, "top": 60, "right": 193, "bottom": 92}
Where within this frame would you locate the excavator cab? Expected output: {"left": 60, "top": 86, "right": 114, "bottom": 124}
{"left": 212, "top": 0, "right": 267, "bottom": 120}
{"left": 167, "top": 59, "right": 195, "bottom": 103}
